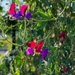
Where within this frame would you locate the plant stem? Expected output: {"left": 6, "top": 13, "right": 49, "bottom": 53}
{"left": 12, "top": 24, "right": 16, "bottom": 50}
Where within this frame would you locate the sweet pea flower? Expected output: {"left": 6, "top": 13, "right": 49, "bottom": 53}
{"left": 64, "top": 67, "right": 69, "bottom": 72}
{"left": 13, "top": 4, "right": 28, "bottom": 19}
{"left": 40, "top": 48, "right": 49, "bottom": 60}
{"left": 8, "top": 3, "right": 16, "bottom": 16}
{"left": 24, "top": 12, "right": 32, "bottom": 20}
{"left": 26, "top": 41, "right": 44, "bottom": 53}
{"left": 59, "top": 31, "right": 66, "bottom": 44}
{"left": 8, "top": 4, "right": 32, "bottom": 20}
{"left": 13, "top": 11, "right": 22, "bottom": 19}
{"left": 26, "top": 41, "right": 36, "bottom": 48}
{"left": 35, "top": 41, "right": 44, "bottom": 53}
{"left": 26, "top": 41, "right": 49, "bottom": 60}
{"left": 20, "top": 4, "right": 28, "bottom": 16}
{"left": 13, "top": 11, "right": 32, "bottom": 20}
{"left": 60, "top": 67, "right": 69, "bottom": 73}
{"left": 59, "top": 31, "right": 66, "bottom": 39}
{"left": 26, "top": 47, "right": 34, "bottom": 55}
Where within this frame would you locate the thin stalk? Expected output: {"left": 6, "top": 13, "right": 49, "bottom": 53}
{"left": 12, "top": 24, "right": 16, "bottom": 50}
{"left": 24, "top": 18, "right": 27, "bottom": 39}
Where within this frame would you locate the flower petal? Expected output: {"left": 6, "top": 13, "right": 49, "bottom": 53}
{"left": 13, "top": 11, "right": 22, "bottom": 19}
{"left": 64, "top": 67, "right": 69, "bottom": 72}
{"left": 26, "top": 41, "right": 36, "bottom": 48}
{"left": 26, "top": 47, "right": 34, "bottom": 55}
{"left": 8, "top": 3, "right": 16, "bottom": 16}
{"left": 41, "top": 56, "right": 46, "bottom": 60}
{"left": 40, "top": 48, "right": 48, "bottom": 57}
{"left": 24, "top": 12, "right": 32, "bottom": 20}
{"left": 20, "top": 4, "right": 28, "bottom": 16}
{"left": 35, "top": 41, "right": 44, "bottom": 53}
{"left": 40, "top": 48, "right": 49, "bottom": 60}
{"left": 59, "top": 31, "right": 66, "bottom": 39}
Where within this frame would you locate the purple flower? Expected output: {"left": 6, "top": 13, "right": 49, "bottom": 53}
{"left": 40, "top": 48, "right": 49, "bottom": 60}
{"left": 13, "top": 11, "right": 22, "bottom": 19}
{"left": 24, "top": 12, "right": 32, "bottom": 20}
{"left": 13, "top": 11, "right": 32, "bottom": 20}
{"left": 26, "top": 47, "right": 34, "bottom": 55}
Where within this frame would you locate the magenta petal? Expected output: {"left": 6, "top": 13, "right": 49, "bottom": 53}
{"left": 40, "top": 48, "right": 49, "bottom": 60}
{"left": 20, "top": 4, "right": 28, "bottom": 16}
{"left": 26, "top": 47, "right": 34, "bottom": 55}
{"left": 24, "top": 12, "right": 32, "bottom": 20}
{"left": 8, "top": 3, "right": 16, "bottom": 16}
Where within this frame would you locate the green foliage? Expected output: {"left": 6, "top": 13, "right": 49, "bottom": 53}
{"left": 0, "top": 0, "right": 75, "bottom": 75}
{"left": 37, "top": 11, "right": 48, "bottom": 19}
{"left": 0, "top": 6, "right": 3, "bottom": 12}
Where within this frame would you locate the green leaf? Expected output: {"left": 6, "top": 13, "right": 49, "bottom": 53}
{"left": 14, "top": 55, "right": 23, "bottom": 68}
{"left": 15, "top": 69, "right": 20, "bottom": 75}
{"left": 37, "top": 11, "right": 48, "bottom": 19}
{"left": 15, "top": 0, "right": 20, "bottom": 5}
{"left": 37, "top": 21, "right": 47, "bottom": 29}
{"left": 0, "top": 6, "right": 3, "bottom": 12}
{"left": 48, "top": 9, "right": 53, "bottom": 17}
{"left": 19, "top": 24, "right": 22, "bottom": 30}
{"left": 72, "top": 1, "right": 75, "bottom": 11}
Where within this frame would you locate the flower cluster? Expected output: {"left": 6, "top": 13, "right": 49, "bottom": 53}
{"left": 26, "top": 41, "right": 49, "bottom": 60}
{"left": 8, "top": 3, "right": 32, "bottom": 20}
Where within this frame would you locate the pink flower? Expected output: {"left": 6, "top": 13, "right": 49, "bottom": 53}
{"left": 8, "top": 4, "right": 32, "bottom": 20}
{"left": 8, "top": 3, "right": 16, "bottom": 16}
{"left": 20, "top": 4, "right": 28, "bottom": 16}
{"left": 26, "top": 47, "right": 34, "bottom": 55}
